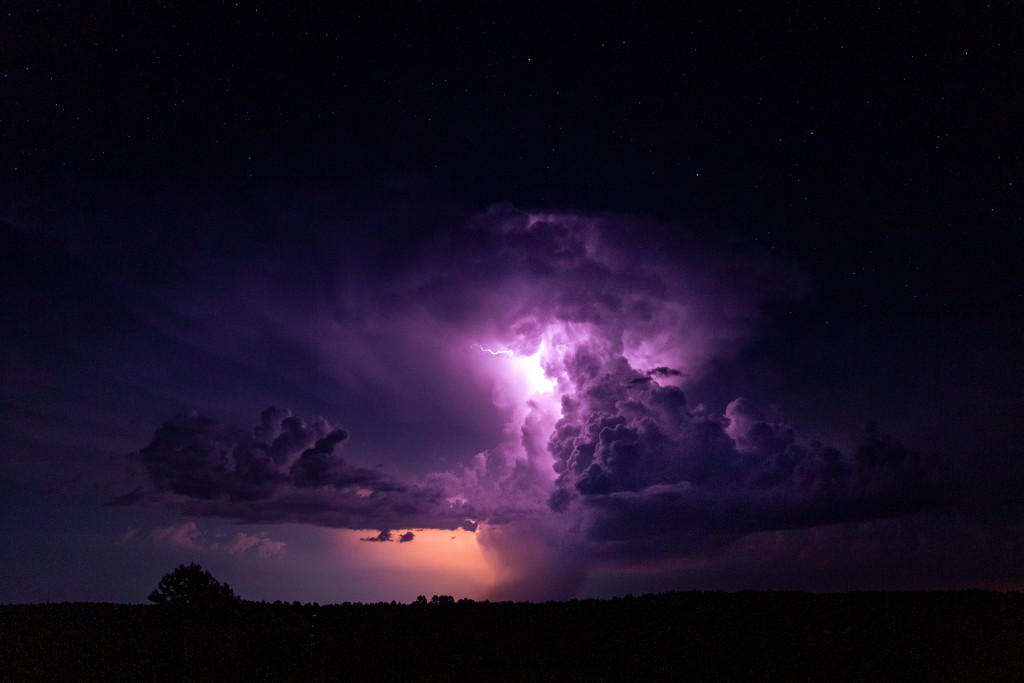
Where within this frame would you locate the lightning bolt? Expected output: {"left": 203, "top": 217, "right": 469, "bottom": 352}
{"left": 472, "top": 344, "right": 514, "bottom": 358}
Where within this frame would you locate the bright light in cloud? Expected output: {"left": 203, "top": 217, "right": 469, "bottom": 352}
{"left": 116, "top": 205, "right": 943, "bottom": 602}
{"left": 474, "top": 341, "right": 556, "bottom": 397}
{"left": 472, "top": 340, "right": 558, "bottom": 414}
{"left": 511, "top": 346, "right": 556, "bottom": 396}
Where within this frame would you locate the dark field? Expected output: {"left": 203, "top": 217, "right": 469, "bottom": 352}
{"left": 2, "top": 591, "right": 1022, "bottom": 681}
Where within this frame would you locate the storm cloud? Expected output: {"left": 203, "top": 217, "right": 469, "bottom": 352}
{"left": 114, "top": 203, "right": 947, "bottom": 596}
{"left": 123, "top": 408, "right": 477, "bottom": 534}
{"left": 546, "top": 349, "right": 941, "bottom": 558}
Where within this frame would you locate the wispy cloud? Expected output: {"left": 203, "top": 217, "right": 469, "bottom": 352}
{"left": 150, "top": 522, "right": 204, "bottom": 550}
{"left": 121, "top": 522, "right": 286, "bottom": 558}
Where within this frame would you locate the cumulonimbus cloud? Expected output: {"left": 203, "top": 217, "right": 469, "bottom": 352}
{"left": 113, "top": 204, "right": 943, "bottom": 594}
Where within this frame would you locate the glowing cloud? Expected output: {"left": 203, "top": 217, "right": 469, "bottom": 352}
{"left": 118, "top": 204, "right": 941, "bottom": 601}
{"left": 473, "top": 341, "right": 556, "bottom": 404}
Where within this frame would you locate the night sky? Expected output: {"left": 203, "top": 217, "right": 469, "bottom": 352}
{"left": 2, "top": 3, "right": 1022, "bottom": 604}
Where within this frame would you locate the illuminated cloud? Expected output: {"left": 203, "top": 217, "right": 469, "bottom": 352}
{"left": 115, "top": 205, "right": 943, "bottom": 597}
{"left": 547, "top": 357, "right": 940, "bottom": 560}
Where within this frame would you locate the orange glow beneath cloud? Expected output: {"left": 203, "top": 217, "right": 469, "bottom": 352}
{"left": 331, "top": 528, "right": 495, "bottom": 600}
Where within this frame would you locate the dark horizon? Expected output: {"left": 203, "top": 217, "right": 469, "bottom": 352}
{"left": 6, "top": 590, "right": 1024, "bottom": 680}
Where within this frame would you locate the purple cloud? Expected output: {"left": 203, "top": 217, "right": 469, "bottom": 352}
{"left": 134, "top": 521, "right": 286, "bottom": 558}
{"left": 149, "top": 522, "right": 204, "bottom": 550}
{"left": 546, "top": 342, "right": 940, "bottom": 558}
{"left": 113, "top": 205, "right": 945, "bottom": 597}
{"left": 124, "top": 408, "right": 477, "bottom": 533}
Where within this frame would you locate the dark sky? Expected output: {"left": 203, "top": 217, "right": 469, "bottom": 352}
{"left": 2, "top": 2, "right": 1022, "bottom": 603}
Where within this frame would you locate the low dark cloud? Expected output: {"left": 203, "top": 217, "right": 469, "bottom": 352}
{"left": 357, "top": 530, "right": 414, "bottom": 543}
{"left": 123, "top": 408, "right": 477, "bottom": 533}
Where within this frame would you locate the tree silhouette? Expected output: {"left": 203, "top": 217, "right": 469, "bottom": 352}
{"left": 148, "top": 562, "right": 240, "bottom": 606}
